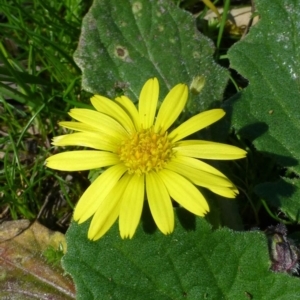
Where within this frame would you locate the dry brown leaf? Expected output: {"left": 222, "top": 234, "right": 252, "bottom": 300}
{"left": 0, "top": 220, "right": 75, "bottom": 300}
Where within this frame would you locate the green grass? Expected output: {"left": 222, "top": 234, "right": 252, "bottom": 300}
{"left": 0, "top": 0, "right": 92, "bottom": 229}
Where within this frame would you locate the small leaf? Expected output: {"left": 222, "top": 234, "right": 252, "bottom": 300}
{"left": 74, "top": 0, "right": 228, "bottom": 114}
{"left": 63, "top": 215, "right": 300, "bottom": 299}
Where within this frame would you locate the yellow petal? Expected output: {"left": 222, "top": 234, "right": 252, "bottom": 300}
{"left": 91, "top": 95, "right": 135, "bottom": 133}
{"left": 59, "top": 121, "right": 102, "bottom": 133}
{"left": 115, "top": 95, "right": 141, "bottom": 131}
{"left": 74, "top": 164, "right": 127, "bottom": 223}
{"left": 169, "top": 109, "right": 225, "bottom": 142}
{"left": 166, "top": 157, "right": 234, "bottom": 189}
{"left": 45, "top": 151, "right": 119, "bottom": 171}
{"left": 52, "top": 132, "right": 119, "bottom": 152}
{"left": 209, "top": 186, "right": 238, "bottom": 198}
{"left": 169, "top": 155, "right": 229, "bottom": 178}
{"left": 119, "top": 174, "right": 145, "bottom": 239}
{"left": 154, "top": 83, "right": 188, "bottom": 132}
{"left": 174, "top": 140, "right": 247, "bottom": 160}
{"left": 139, "top": 78, "right": 159, "bottom": 129}
{"left": 146, "top": 172, "right": 174, "bottom": 234}
{"left": 88, "top": 174, "right": 132, "bottom": 240}
{"left": 68, "top": 108, "right": 128, "bottom": 140}
{"left": 159, "top": 169, "right": 209, "bottom": 215}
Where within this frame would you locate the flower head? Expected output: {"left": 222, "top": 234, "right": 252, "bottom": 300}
{"left": 46, "top": 78, "right": 246, "bottom": 240}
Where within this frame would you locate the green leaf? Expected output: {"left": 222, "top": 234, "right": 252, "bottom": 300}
{"left": 74, "top": 0, "right": 228, "bottom": 114}
{"left": 227, "top": 0, "right": 300, "bottom": 174}
{"left": 255, "top": 178, "right": 300, "bottom": 222}
{"left": 63, "top": 215, "right": 300, "bottom": 300}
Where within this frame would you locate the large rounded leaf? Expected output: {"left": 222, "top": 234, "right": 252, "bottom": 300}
{"left": 74, "top": 0, "right": 228, "bottom": 114}
{"left": 63, "top": 215, "right": 300, "bottom": 299}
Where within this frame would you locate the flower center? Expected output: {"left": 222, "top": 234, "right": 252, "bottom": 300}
{"left": 117, "top": 127, "right": 174, "bottom": 175}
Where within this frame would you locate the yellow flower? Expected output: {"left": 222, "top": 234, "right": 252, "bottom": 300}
{"left": 46, "top": 78, "right": 246, "bottom": 240}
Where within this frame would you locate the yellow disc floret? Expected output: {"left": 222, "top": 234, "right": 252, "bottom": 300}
{"left": 118, "top": 127, "right": 174, "bottom": 175}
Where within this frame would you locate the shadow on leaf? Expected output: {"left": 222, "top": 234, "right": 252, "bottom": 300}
{"left": 237, "top": 122, "right": 269, "bottom": 142}
{"left": 261, "top": 151, "right": 299, "bottom": 168}
{"left": 176, "top": 208, "right": 196, "bottom": 231}
{"left": 254, "top": 179, "right": 300, "bottom": 222}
